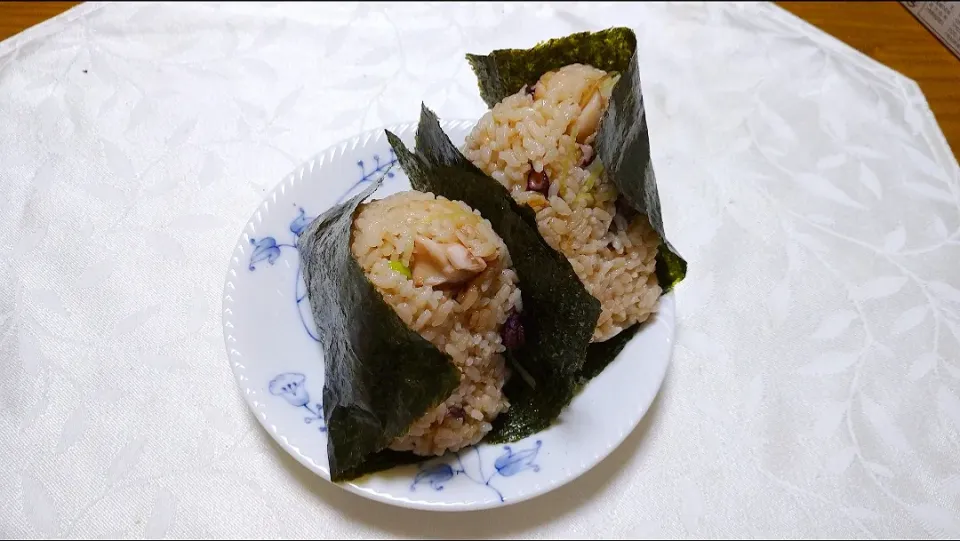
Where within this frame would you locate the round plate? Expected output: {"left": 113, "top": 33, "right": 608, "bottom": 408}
{"left": 222, "top": 121, "right": 675, "bottom": 511}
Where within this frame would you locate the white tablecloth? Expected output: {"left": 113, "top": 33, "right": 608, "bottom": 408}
{"left": 2, "top": 2, "right": 959, "bottom": 538}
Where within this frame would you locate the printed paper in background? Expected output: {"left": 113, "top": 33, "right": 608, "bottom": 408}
{"left": 902, "top": 1, "right": 960, "bottom": 59}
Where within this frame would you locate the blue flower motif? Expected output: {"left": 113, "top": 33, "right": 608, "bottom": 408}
{"left": 269, "top": 373, "right": 309, "bottom": 407}
{"left": 289, "top": 208, "right": 315, "bottom": 237}
{"left": 412, "top": 463, "right": 455, "bottom": 491}
{"left": 495, "top": 440, "right": 542, "bottom": 476}
{"left": 409, "top": 439, "right": 542, "bottom": 502}
{"left": 269, "top": 373, "right": 326, "bottom": 432}
{"left": 257, "top": 153, "right": 404, "bottom": 444}
{"left": 248, "top": 237, "right": 281, "bottom": 270}
{"left": 248, "top": 150, "right": 398, "bottom": 340}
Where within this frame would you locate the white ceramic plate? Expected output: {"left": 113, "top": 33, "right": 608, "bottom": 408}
{"left": 222, "top": 121, "right": 675, "bottom": 511}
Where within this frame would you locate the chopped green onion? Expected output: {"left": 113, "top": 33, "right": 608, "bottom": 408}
{"left": 389, "top": 260, "right": 412, "bottom": 279}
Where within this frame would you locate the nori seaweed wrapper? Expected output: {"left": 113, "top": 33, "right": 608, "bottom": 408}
{"left": 297, "top": 176, "right": 460, "bottom": 482}
{"left": 387, "top": 106, "right": 601, "bottom": 443}
{"left": 466, "top": 26, "right": 687, "bottom": 291}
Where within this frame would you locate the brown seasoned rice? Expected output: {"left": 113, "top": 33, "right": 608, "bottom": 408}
{"left": 463, "top": 63, "right": 662, "bottom": 342}
{"left": 351, "top": 191, "right": 521, "bottom": 456}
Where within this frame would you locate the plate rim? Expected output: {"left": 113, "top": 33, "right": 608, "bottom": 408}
{"left": 221, "top": 120, "right": 675, "bottom": 512}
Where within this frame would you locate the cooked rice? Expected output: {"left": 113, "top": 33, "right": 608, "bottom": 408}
{"left": 463, "top": 63, "right": 662, "bottom": 342}
{"left": 351, "top": 191, "right": 521, "bottom": 456}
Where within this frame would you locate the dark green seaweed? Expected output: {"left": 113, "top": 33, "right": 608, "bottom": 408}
{"left": 488, "top": 353, "right": 579, "bottom": 443}
{"left": 579, "top": 324, "right": 640, "bottom": 386}
{"left": 495, "top": 312, "right": 642, "bottom": 443}
{"left": 334, "top": 449, "right": 427, "bottom": 483}
{"left": 466, "top": 27, "right": 687, "bottom": 291}
{"left": 297, "top": 176, "right": 460, "bottom": 482}
{"left": 387, "top": 105, "right": 601, "bottom": 442}
{"left": 466, "top": 27, "right": 635, "bottom": 107}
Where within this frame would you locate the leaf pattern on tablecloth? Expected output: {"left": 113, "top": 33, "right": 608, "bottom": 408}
{"left": 56, "top": 404, "right": 88, "bottom": 453}
{"left": 106, "top": 437, "right": 147, "bottom": 484}
{"left": 811, "top": 310, "right": 858, "bottom": 340}
{"left": 145, "top": 488, "right": 177, "bottom": 539}
{"left": 21, "top": 474, "right": 60, "bottom": 537}
{"left": 1, "top": 2, "right": 959, "bottom": 538}
{"left": 892, "top": 305, "right": 928, "bottom": 335}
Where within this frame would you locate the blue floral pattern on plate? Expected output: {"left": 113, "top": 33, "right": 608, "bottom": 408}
{"left": 411, "top": 441, "right": 543, "bottom": 502}
{"left": 268, "top": 372, "right": 325, "bottom": 432}
{"left": 248, "top": 150, "right": 398, "bottom": 342}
